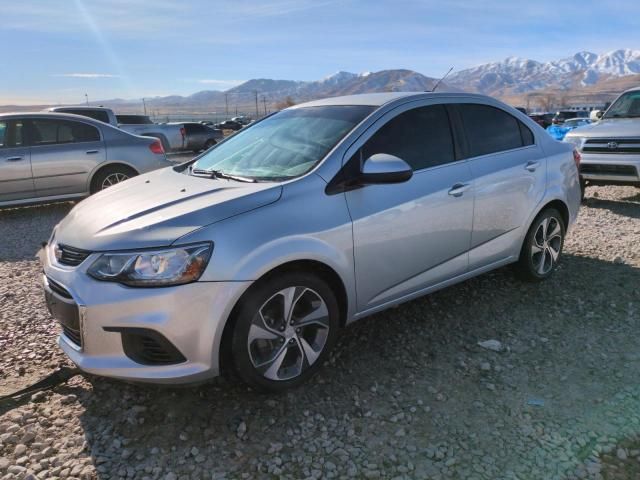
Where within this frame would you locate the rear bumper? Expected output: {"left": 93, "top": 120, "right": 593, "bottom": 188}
{"left": 579, "top": 153, "right": 640, "bottom": 184}
{"left": 40, "top": 245, "right": 250, "bottom": 384}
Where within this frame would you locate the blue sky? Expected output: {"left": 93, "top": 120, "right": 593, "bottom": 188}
{"left": 1, "top": 0, "right": 638, "bottom": 104}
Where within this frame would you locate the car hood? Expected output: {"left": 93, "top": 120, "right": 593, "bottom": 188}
{"left": 54, "top": 167, "right": 282, "bottom": 251}
{"left": 565, "top": 118, "right": 640, "bottom": 138}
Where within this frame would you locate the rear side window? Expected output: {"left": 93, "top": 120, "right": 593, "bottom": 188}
{"left": 185, "top": 124, "right": 205, "bottom": 134}
{"left": 62, "top": 109, "right": 110, "bottom": 124}
{"left": 362, "top": 104, "right": 455, "bottom": 171}
{"left": 30, "top": 120, "right": 100, "bottom": 145}
{"left": 459, "top": 104, "right": 533, "bottom": 157}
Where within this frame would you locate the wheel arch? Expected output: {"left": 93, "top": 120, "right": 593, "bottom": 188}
{"left": 217, "top": 259, "right": 349, "bottom": 377}
{"left": 88, "top": 161, "right": 140, "bottom": 193}
{"left": 535, "top": 198, "right": 570, "bottom": 230}
{"left": 518, "top": 197, "right": 570, "bottom": 258}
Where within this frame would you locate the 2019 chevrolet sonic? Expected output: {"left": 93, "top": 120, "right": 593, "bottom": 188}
{"left": 40, "top": 92, "right": 581, "bottom": 391}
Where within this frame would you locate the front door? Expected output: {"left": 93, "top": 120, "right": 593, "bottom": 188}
{"left": 344, "top": 102, "right": 474, "bottom": 313}
{"left": 0, "top": 119, "right": 33, "bottom": 202}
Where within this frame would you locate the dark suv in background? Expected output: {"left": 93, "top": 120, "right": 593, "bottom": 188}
{"left": 552, "top": 110, "right": 588, "bottom": 125}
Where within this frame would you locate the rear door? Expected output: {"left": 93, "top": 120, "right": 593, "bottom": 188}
{"left": 455, "top": 103, "right": 545, "bottom": 269}
{"left": 28, "top": 118, "right": 105, "bottom": 197}
{"left": 0, "top": 119, "right": 33, "bottom": 202}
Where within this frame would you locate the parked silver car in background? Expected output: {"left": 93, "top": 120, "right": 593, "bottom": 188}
{"left": 0, "top": 112, "right": 171, "bottom": 207}
{"left": 40, "top": 92, "right": 581, "bottom": 391}
{"left": 46, "top": 106, "right": 187, "bottom": 152}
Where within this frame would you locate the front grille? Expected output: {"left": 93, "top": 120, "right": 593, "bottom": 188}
{"left": 46, "top": 277, "right": 72, "bottom": 299}
{"left": 580, "top": 164, "right": 638, "bottom": 177}
{"left": 61, "top": 324, "right": 82, "bottom": 347}
{"left": 104, "top": 327, "right": 187, "bottom": 366}
{"left": 56, "top": 244, "right": 91, "bottom": 267}
{"left": 583, "top": 138, "right": 640, "bottom": 154}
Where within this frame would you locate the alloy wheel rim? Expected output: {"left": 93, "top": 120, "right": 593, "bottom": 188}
{"left": 531, "top": 216, "right": 562, "bottom": 275}
{"left": 101, "top": 172, "right": 129, "bottom": 190}
{"left": 248, "top": 286, "right": 330, "bottom": 381}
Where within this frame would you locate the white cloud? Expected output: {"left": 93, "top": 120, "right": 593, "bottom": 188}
{"left": 54, "top": 73, "right": 120, "bottom": 79}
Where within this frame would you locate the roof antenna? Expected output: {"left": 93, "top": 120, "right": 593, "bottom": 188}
{"left": 430, "top": 67, "right": 454, "bottom": 92}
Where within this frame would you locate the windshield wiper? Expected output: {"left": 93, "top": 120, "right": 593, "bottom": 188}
{"left": 191, "top": 168, "right": 256, "bottom": 183}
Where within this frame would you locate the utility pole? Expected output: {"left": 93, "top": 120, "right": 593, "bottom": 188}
{"left": 254, "top": 90, "right": 259, "bottom": 118}
{"left": 262, "top": 96, "right": 267, "bottom": 115}
{"left": 142, "top": 98, "right": 147, "bottom": 115}
{"left": 84, "top": 93, "right": 89, "bottom": 106}
{"left": 225, "top": 93, "right": 229, "bottom": 118}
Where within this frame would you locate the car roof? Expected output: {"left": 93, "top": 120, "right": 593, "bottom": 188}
{"left": 290, "top": 91, "right": 494, "bottom": 108}
{"left": 0, "top": 111, "right": 105, "bottom": 122}
{"left": 47, "top": 105, "right": 113, "bottom": 111}
{"left": 0, "top": 112, "right": 120, "bottom": 131}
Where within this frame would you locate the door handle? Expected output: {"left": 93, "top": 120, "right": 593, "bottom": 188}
{"left": 85, "top": 150, "right": 99, "bottom": 154}
{"left": 6, "top": 156, "right": 23, "bottom": 162}
{"left": 448, "top": 183, "right": 470, "bottom": 197}
{"left": 525, "top": 161, "right": 540, "bottom": 172}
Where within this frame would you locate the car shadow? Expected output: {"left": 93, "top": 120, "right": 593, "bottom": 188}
{"left": 585, "top": 196, "right": 640, "bottom": 219}
{"left": 65, "top": 253, "right": 640, "bottom": 478}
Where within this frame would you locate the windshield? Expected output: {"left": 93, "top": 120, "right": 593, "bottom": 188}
{"left": 191, "top": 105, "right": 374, "bottom": 180}
{"left": 604, "top": 91, "right": 640, "bottom": 119}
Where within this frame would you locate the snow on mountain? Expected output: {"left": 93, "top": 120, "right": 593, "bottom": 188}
{"left": 448, "top": 49, "right": 640, "bottom": 95}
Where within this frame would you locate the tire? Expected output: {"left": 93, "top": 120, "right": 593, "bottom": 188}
{"left": 515, "top": 208, "right": 565, "bottom": 282}
{"left": 91, "top": 165, "right": 137, "bottom": 193}
{"left": 230, "top": 272, "right": 340, "bottom": 392}
{"left": 203, "top": 139, "right": 216, "bottom": 150}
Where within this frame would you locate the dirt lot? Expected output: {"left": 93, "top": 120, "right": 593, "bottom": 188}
{"left": 0, "top": 185, "right": 639, "bottom": 480}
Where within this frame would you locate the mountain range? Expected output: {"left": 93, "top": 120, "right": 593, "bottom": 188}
{"left": 446, "top": 48, "right": 640, "bottom": 96}
{"left": 2, "top": 49, "right": 639, "bottom": 114}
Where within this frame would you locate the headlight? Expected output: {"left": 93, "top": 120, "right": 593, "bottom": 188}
{"left": 87, "top": 243, "right": 212, "bottom": 287}
{"left": 564, "top": 135, "right": 585, "bottom": 150}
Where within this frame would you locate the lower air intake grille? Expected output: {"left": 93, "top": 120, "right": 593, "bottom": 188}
{"left": 62, "top": 325, "right": 82, "bottom": 347}
{"left": 104, "top": 327, "right": 187, "bottom": 366}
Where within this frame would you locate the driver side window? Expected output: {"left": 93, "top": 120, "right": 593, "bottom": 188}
{"left": 360, "top": 104, "right": 456, "bottom": 171}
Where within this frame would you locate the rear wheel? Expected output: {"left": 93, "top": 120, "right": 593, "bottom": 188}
{"left": 203, "top": 139, "right": 216, "bottom": 150}
{"left": 230, "top": 272, "right": 339, "bottom": 391}
{"left": 515, "top": 208, "right": 565, "bottom": 282}
{"left": 91, "top": 165, "right": 137, "bottom": 193}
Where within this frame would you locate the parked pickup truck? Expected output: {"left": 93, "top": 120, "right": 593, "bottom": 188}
{"left": 45, "top": 106, "right": 186, "bottom": 152}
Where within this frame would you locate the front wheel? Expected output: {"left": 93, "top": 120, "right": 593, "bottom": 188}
{"left": 230, "top": 272, "right": 340, "bottom": 391}
{"left": 515, "top": 208, "right": 565, "bottom": 282}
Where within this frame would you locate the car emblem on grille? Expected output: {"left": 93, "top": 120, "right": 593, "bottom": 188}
{"left": 607, "top": 141, "right": 618, "bottom": 149}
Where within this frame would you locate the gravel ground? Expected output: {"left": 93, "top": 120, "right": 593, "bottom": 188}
{"left": 0, "top": 184, "right": 638, "bottom": 480}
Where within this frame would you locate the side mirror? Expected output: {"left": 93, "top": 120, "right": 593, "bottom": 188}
{"left": 359, "top": 153, "right": 413, "bottom": 184}
{"left": 596, "top": 111, "right": 604, "bottom": 119}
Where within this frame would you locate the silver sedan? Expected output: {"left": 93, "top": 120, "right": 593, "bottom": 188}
{"left": 0, "top": 112, "right": 173, "bottom": 207}
{"left": 41, "top": 92, "right": 581, "bottom": 391}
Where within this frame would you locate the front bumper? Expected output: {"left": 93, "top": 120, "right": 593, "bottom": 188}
{"left": 579, "top": 153, "right": 640, "bottom": 184}
{"left": 40, "top": 245, "right": 250, "bottom": 384}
